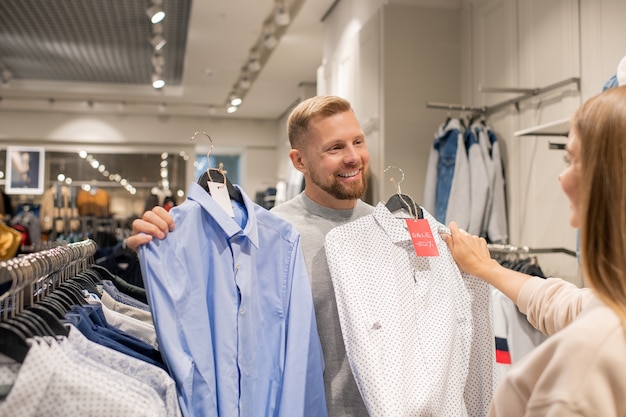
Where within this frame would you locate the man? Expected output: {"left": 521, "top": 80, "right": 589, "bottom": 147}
{"left": 128, "top": 95, "right": 373, "bottom": 416}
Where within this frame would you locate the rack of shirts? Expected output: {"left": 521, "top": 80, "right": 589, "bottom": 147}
{"left": 486, "top": 243, "right": 578, "bottom": 384}
{"left": 423, "top": 116, "right": 508, "bottom": 243}
{"left": 0, "top": 240, "right": 181, "bottom": 417}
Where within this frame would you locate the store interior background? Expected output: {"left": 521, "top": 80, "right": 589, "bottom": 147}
{"left": 0, "top": 0, "right": 624, "bottom": 285}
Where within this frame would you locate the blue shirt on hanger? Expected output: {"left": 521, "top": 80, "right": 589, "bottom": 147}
{"left": 139, "top": 182, "right": 327, "bottom": 417}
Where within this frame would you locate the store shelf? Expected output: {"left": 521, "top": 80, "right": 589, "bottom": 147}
{"left": 514, "top": 118, "right": 570, "bottom": 137}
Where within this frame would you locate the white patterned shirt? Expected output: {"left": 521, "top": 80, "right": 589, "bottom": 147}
{"left": 325, "top": 204, "right": 495, "bottom": 417}
{"left": 0, "top": 336, "right": 167, "bottom": 416}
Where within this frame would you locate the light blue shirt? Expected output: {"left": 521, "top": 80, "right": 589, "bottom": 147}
{"left": 139, "top": 182, "right": 327, "bottom": 417}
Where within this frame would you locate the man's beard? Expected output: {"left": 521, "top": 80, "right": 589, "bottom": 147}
{"left": 310, "top": 166, "right": 369, "bottom": 200}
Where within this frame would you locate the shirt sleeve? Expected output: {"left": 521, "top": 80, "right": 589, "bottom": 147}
{"left": 277, "top": 234, "right": 328, "bottom": 417}
{"left": 517, "top": 276, "right": 595, "bottom": 336}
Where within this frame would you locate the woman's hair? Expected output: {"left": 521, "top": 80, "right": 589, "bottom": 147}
{"left": 286, "top": 95, "right": 352, "bottom": 149}
{"left": 575, "top": 85, "right": 626, "bottom": 325}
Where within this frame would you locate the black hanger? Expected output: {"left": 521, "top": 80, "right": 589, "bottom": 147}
{"left": 81, "top": 268, "right": 102, "bottom": 286}
{"left": 91, "top": 264, "right": 119, "bottom": 283}
{"left": 17, "top": 309, "right": 56, "bottom": 337}
{"left": 0, "top": 322, "right": 30, "bottom": 363}
{"left": 73, "top": 273, "right": 100, "bottom": 295}
{"left": 383, "top": 166, "right": 424, "bottom": 220}
{"left": 27, "top": 304, "right": 69, "bottom": 336}
{"left": 48, "top": 290, "right": 74, "bottom": 312}
{"left": 197, "top": 168, "right": 244, "bottom": 205}
{"left": 5, "top": 316, "right": 39, "bottom": 339}
{"left": 190, "top": 131, "right": 245, "bottom": 205}
{"left": 386, "top": 193, "right": 423, "bottom": 219}
{"left": 58, "top": 281, "right": 86, "bottom": 306}
{"left": 37, "top": 297, "right": 68, "bottom": 319}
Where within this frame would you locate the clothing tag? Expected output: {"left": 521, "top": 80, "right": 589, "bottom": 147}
{"left": 406, "top": 218, "right": 439, "bottom": 256}
{"left": 208, "top": 181, "right": 235, "bottom": 217}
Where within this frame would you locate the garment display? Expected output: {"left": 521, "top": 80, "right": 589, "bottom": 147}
{"left": 489, "top": 277, "right": 624, "bottom": 416}
{"left": 270, "top": 191, "right": 374, "bottom": 417}
{"left": 0, "top": 240, "right": 181, "bottom": 417}
{"left": 324, "top": 203, "right": 495, "bottom": 417}
{"left": 423, "top": 117, "right": 508, "bottom": 243}
{"left": 0, "top": 221, "right": 21, "bottom": 260}
{"left": 39, "top": 184, "right": 81, "bottom": 234}
{"left": 9, "top": 205, "right": 41, "bottom": 246}
{"left": 139, "top": 182, "right": 327, "bottom": 417}
{"left": 423, "top": 118, "right": 470, "bottom": 230}
{"left": 76, "top": 188, "right": 110, "bottom": 217}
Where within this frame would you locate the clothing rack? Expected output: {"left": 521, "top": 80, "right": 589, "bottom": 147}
{"left": 425, "top": 77, "right": 580, "bottom": 117}
{"left": 487, "top": 243, "right": 577, "bottom": 258}
{"left": 0, "top": 239, "right": 96, "bottom": 287}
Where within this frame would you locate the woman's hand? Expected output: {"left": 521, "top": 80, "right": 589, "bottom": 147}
{"left": 440, "top": 221, "right": 495, "bottom": 278}
{"left": 440, "top": 221, "right": 531, "bottom": 304}
{"left": 126, "top": 206, "right": 176, "bottom": 252}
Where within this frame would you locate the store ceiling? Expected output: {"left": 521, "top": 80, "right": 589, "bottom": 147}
{"left": 0, "top": 0, "right": 336, "bottom": 120}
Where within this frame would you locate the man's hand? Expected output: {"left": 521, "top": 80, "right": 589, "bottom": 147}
{"left": 126, "top": 206, "right": 176, "bottom": 252}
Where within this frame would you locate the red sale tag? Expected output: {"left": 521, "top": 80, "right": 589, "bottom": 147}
{"left": 406, "top": 219, "right": 439, "bottom": 256}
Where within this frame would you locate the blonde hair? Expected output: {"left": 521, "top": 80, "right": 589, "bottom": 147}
{"left": 286, "top": 95, "right": 353, "bottom": 149}
{"left": 575, "top": 85, "right": 626, "bottom": 327}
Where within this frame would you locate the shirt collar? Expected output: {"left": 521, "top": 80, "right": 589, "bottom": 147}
{"left": 187, "top": 182, "right": 259, "bottom": 248}
{"left": 372, "top": 202, "right": 447, "bottom": 244}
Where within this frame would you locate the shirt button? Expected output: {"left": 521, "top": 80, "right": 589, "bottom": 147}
{"left": 235, "top": 263, "right": 240, "bottom": 270}
{"left": 239, "top": 308, "right": 245, "bottom": 315}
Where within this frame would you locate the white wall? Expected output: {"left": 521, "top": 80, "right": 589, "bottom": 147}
{"left": 319, "top": 0, "right": 462, "bottom": 205}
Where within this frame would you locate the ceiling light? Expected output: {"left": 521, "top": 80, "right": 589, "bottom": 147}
{"left": 247, "top": 59, "right": 261, "bottom": 73}
{"left": 227, "top": 105, "right": 238, "bottom": 114}
{"left": 262, "top": 25, "right": 278, "bottom": 49}
{"left": 152, "top": 53, "right": 165, "bottom": 70}
{"left": 274, "top": 1, "right": 290, "bottom": 26}
{"left": 230, "top": 95, "right": 242, "bottom": 106}
{"left": 146, "top": 1, "right": 166, "bottom": 24}
{"left": 247, "top": 50, "right": 262, "bottom": 72}
{"left": 239, "top": 76, "right": 251, "bottom": 90}
{"left": 152, "top": 73, "right": 165, "bottom": 89}
{"left": 150, "top": 34, "right": 167, "bottom": 51}
{"left": 263, "top": 34, "right": 278, "bottom": 49}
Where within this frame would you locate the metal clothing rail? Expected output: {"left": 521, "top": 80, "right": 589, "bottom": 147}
{"left": 0, "top": 239, "right": 97, "bottom": 286}
{"left": 425, "top": 76, "right": 580, "bottom": 117}
{"left": 487, "top": 243, "right": 577, "bottom": 258}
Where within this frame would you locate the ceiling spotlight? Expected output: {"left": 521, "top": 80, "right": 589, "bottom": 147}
{"left": 274, "top": 1, "right": 290, "bottom": 26}
{"left": 152, "top": 73, "right": 165, "bottom": 89}
{"left": 150, "top": 34, "right": 167, "bottom": 51}
{"left": 263, "top": 33, "right": 278, "bottom": 49}
{"left": 229, "top": 94, "right": 242, "bottom": 107}
{"left": 247, "top": 50, "right": 262, "bottom": 72}
{"left": 247, "top": 59, "right": 261, "bottom": 73}
{"left": 262, "top": 25, "right": 278, "bottom": 49}
{"left": 227, "top": 105, "right": 238, "bottom": 114}
{"left": 239, "top": 76, "right": 251, "bottom": 90}
{"left": 152, "top": 53, "right": 165, "bottom": 70}
{"left": 146, "top": 1, "right": 166, "bottom": 24}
